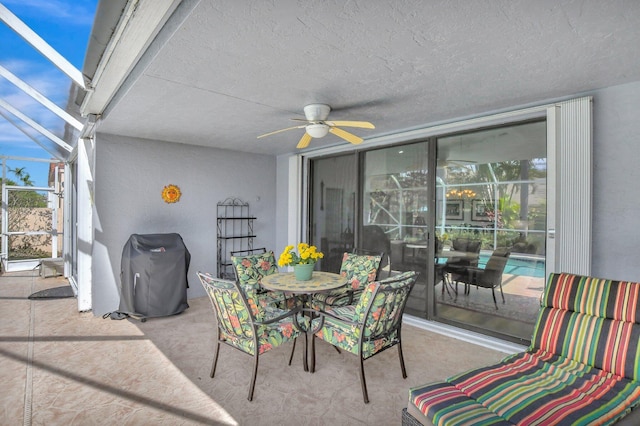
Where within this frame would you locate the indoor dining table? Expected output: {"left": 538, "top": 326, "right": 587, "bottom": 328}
{"left": 261, "top": 270, "right": 346, "bottom": 372}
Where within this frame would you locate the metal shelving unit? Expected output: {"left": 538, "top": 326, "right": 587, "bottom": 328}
{"left": 216, "top": 197, "right": 256, "bottom": 279}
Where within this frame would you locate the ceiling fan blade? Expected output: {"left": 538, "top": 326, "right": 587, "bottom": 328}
{"left": 257, "top": 125, "right": 305, "bottom": 139}
{"left": 326, "top": 120, "right": 375, "bottom": 129}
{"left": 296, "top": 132, "right": 312, "bottom": 149}
{"left": 329, "top": 127, "right": 363, "bottom": 145}
{"left": 439, "top": 159, "right": 476, "bottom": 169}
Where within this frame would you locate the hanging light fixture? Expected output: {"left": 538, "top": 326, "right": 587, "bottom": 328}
{"left": 446, "top": 188, "right": 476, "bottom": 198}
{"left": 305, "top": 123, "right": 330, "bottom": 138}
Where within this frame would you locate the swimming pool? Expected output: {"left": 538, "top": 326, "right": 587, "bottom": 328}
{"left": 477, "top": 253, "right": 546, "bottom": 278}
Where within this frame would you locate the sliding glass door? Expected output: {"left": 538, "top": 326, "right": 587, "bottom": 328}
{"left": 434, "top": 121, "right": 547, "bottom": 341}
{"left": 307, "top": 119, "right": 548, "bottom": 343}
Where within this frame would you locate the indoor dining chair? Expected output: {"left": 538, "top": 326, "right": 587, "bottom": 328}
{"left": 310, "top": 270, "right": 418, "bottom": 403}
{"left": 360, "top": 225, "right": 392, "bottom": 277}
{"left": 197, "top": 272, "right": 307, "bottom": 401}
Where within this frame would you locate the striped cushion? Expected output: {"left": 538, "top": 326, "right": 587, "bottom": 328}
{"left": 530, "top": 307, "right": 640, "bottom": 381}
{"left": 408, "top": 273, "right": 640, "bottom": 425}
{"left": 532, "top": 273, "right": 640, "bottom": 381}
{"left": 410, "top": 382, "right": 511, "bottom": 425}
{"left": 409, "top": 351, "right": 640, "bottom": 425}
{"left": 541, "top": 273, "right": 640, "bottom": 323}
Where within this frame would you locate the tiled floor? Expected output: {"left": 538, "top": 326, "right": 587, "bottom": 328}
{"left": 1, "top": 269, "right": 509, "bottom": 425}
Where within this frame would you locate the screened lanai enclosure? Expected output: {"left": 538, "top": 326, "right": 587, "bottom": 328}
{"left": 310, "top": 120, "right": 547, "bottom": 344}
{"left": 0, "top": 158, "right": 64, "bottom": 273}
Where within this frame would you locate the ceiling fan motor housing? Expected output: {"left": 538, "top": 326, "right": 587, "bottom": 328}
{"left": 304, "top": 104, "right": 331, "bottom": 121}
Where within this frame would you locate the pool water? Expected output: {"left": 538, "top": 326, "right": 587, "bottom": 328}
{"left": 477, "top": 253, "right": 546, "bottom": 278}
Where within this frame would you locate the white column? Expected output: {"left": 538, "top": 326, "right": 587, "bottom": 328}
{"left": 76, "top": 137, "right": 95, "bottom": 312}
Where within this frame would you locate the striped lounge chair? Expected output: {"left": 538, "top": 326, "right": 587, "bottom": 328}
{"left": 403, "top": 272, "right": 640, "bottom": 425}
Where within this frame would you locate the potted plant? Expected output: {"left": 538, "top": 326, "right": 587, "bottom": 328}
{"left": 278, "top": 243, "right": 324, "bottom": 281}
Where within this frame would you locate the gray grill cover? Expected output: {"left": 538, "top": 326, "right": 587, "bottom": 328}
{"left": 119, "top": 233, "right": 190, "bottom": 318}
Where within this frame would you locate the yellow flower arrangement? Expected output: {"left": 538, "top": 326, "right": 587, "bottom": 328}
{"left": 162, "top": 184, "right": 181, "bottom": 203}
{"left": 278, "top": 243, "right": 324, "bottom": 267}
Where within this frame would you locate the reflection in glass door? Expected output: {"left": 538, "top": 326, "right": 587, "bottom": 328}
{"left": 361, "top": 142, "right": 431, "bottom": 317}
{"left": 306, "top": 120, "right": 547, "bottom": 344}
{"left": 309, "top": 154, "right": 357, "bottom": 274}
{"left": 435, "top": 121, "right": 547, "bottom": 343}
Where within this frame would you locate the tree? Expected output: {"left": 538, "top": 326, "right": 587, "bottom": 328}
{"left": 9, "top": 167, "right": 34, "bottom": 186}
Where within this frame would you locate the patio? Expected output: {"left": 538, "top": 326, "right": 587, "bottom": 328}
{"left": 1, "top": 270, "right": 511, "bottom": 425}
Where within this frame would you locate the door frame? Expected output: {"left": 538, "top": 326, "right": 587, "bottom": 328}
{"left": 1, "top": 184, "right": 60, "bottom": 272}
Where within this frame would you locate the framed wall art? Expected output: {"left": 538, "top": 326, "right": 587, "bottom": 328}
{"left": 445, "top": 200, "right": 463, "bottom": 220}
{"left": 472, "top": 199, "right": 491, "bottom": 221}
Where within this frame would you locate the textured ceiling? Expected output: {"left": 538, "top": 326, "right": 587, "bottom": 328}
{"left": 97, "top": 0, "right": 640, "bottom": 156}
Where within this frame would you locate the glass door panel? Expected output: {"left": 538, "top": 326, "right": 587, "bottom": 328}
{"left": 362, "top": 142, "right": 430, "bottom": 317}
{"left": 435, "top": 121, "right": 547, "bottom": 343}
{"left": 309, "top": 154, "right": 357, "bottom": 273}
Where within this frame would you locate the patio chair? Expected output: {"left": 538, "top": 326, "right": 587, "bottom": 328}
{"left": 231, "top": 250, "right": 292, "bottom": 309}
{"left": 197, "top": 272, "right": 306, "bottom": 401}
{"left": 310, "top": 270, "right": 418, "bottom": 403}
{"left": 442, "top": 237, "right": 482, "bottom": 288}
{"left": 310, "top": 250, "right": 383, "bottom": 310}
{"left": 446, "top": 237, "right": 482, "bottom": 267}
{"left": 450, "top": 249, "right": 511, "bottom": 309}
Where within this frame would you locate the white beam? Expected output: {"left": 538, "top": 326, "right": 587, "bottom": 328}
{"left": 0, "top": 3, "right": 86, "bottom": 89}
{"left": 0, "top": 65, "right": 83, "bottom": 130}
{"left": 81, "top": 0, "right": 181, "bottom": 115}
{"left": 0, "top": 98, "right": 72, "bottom": 152}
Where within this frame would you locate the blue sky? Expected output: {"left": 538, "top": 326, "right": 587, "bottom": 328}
{"left": 0, "top": 0, "right": 97, "bottom": 187}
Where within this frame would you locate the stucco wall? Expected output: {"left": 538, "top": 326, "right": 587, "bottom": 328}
{"left": 92, "top": 134, "right": 276, "bottom": 316}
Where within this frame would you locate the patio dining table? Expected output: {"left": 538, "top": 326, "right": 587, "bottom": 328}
{"left": 437, "top": 250, "right": 470, "bottom": 297}
{"left": 261, "top": 271, "right": 347, "bottom": 372}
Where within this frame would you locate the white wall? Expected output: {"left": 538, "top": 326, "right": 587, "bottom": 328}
{"left": 274, "top": 81, "right": 640, "bottom": 284}
{"left": 92, "top": 134, "right": 276, "bottom": 316}
{"left": 591, "top": 81, "right": 640, "bottom": 281}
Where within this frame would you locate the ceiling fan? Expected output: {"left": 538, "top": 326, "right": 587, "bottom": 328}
{"left": 438, "top": 158, "right": 476, "bottom": 169}
{"left": 437, "top": 146, "right": 476, "bottom": 169}
{"left": 257, "top": 104, "right": 375, "bottom": 149}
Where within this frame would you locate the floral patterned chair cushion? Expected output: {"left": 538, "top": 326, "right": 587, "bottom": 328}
{"left": 231, "top": 251, "right": 292, "bottom": 311}
{"left": 313, "top": 270, "right": 416, "bottom": 357}
{"left": 311, "top": 252, "right": 382, "bottom": 310}
{"left": 197, "top": 271, "right": 307, "bottom": 401}
{"left": 310, "top": 270, "right": 418, "bottom": 403}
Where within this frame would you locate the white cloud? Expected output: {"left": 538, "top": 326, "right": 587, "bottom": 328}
{"left": 3, "top": 0, "right": 96, "bottom": 26}
{"left": 2, "top": 58, "right": 72, "bottom": 105}
{"left": 0, "top": 80, "right": 67, "bottom": 147}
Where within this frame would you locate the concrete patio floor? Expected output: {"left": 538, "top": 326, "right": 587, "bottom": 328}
{"left": 1, "top": 269, "right": 511, "bottom": 425}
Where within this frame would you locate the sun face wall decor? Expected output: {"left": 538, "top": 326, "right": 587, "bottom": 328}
{"left": 162, "top": 184, "right": 181, "bottom": 203}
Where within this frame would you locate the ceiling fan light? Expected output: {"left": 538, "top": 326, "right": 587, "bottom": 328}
{"left": 306, "top": 123, "right": 329, "bottom": 138}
